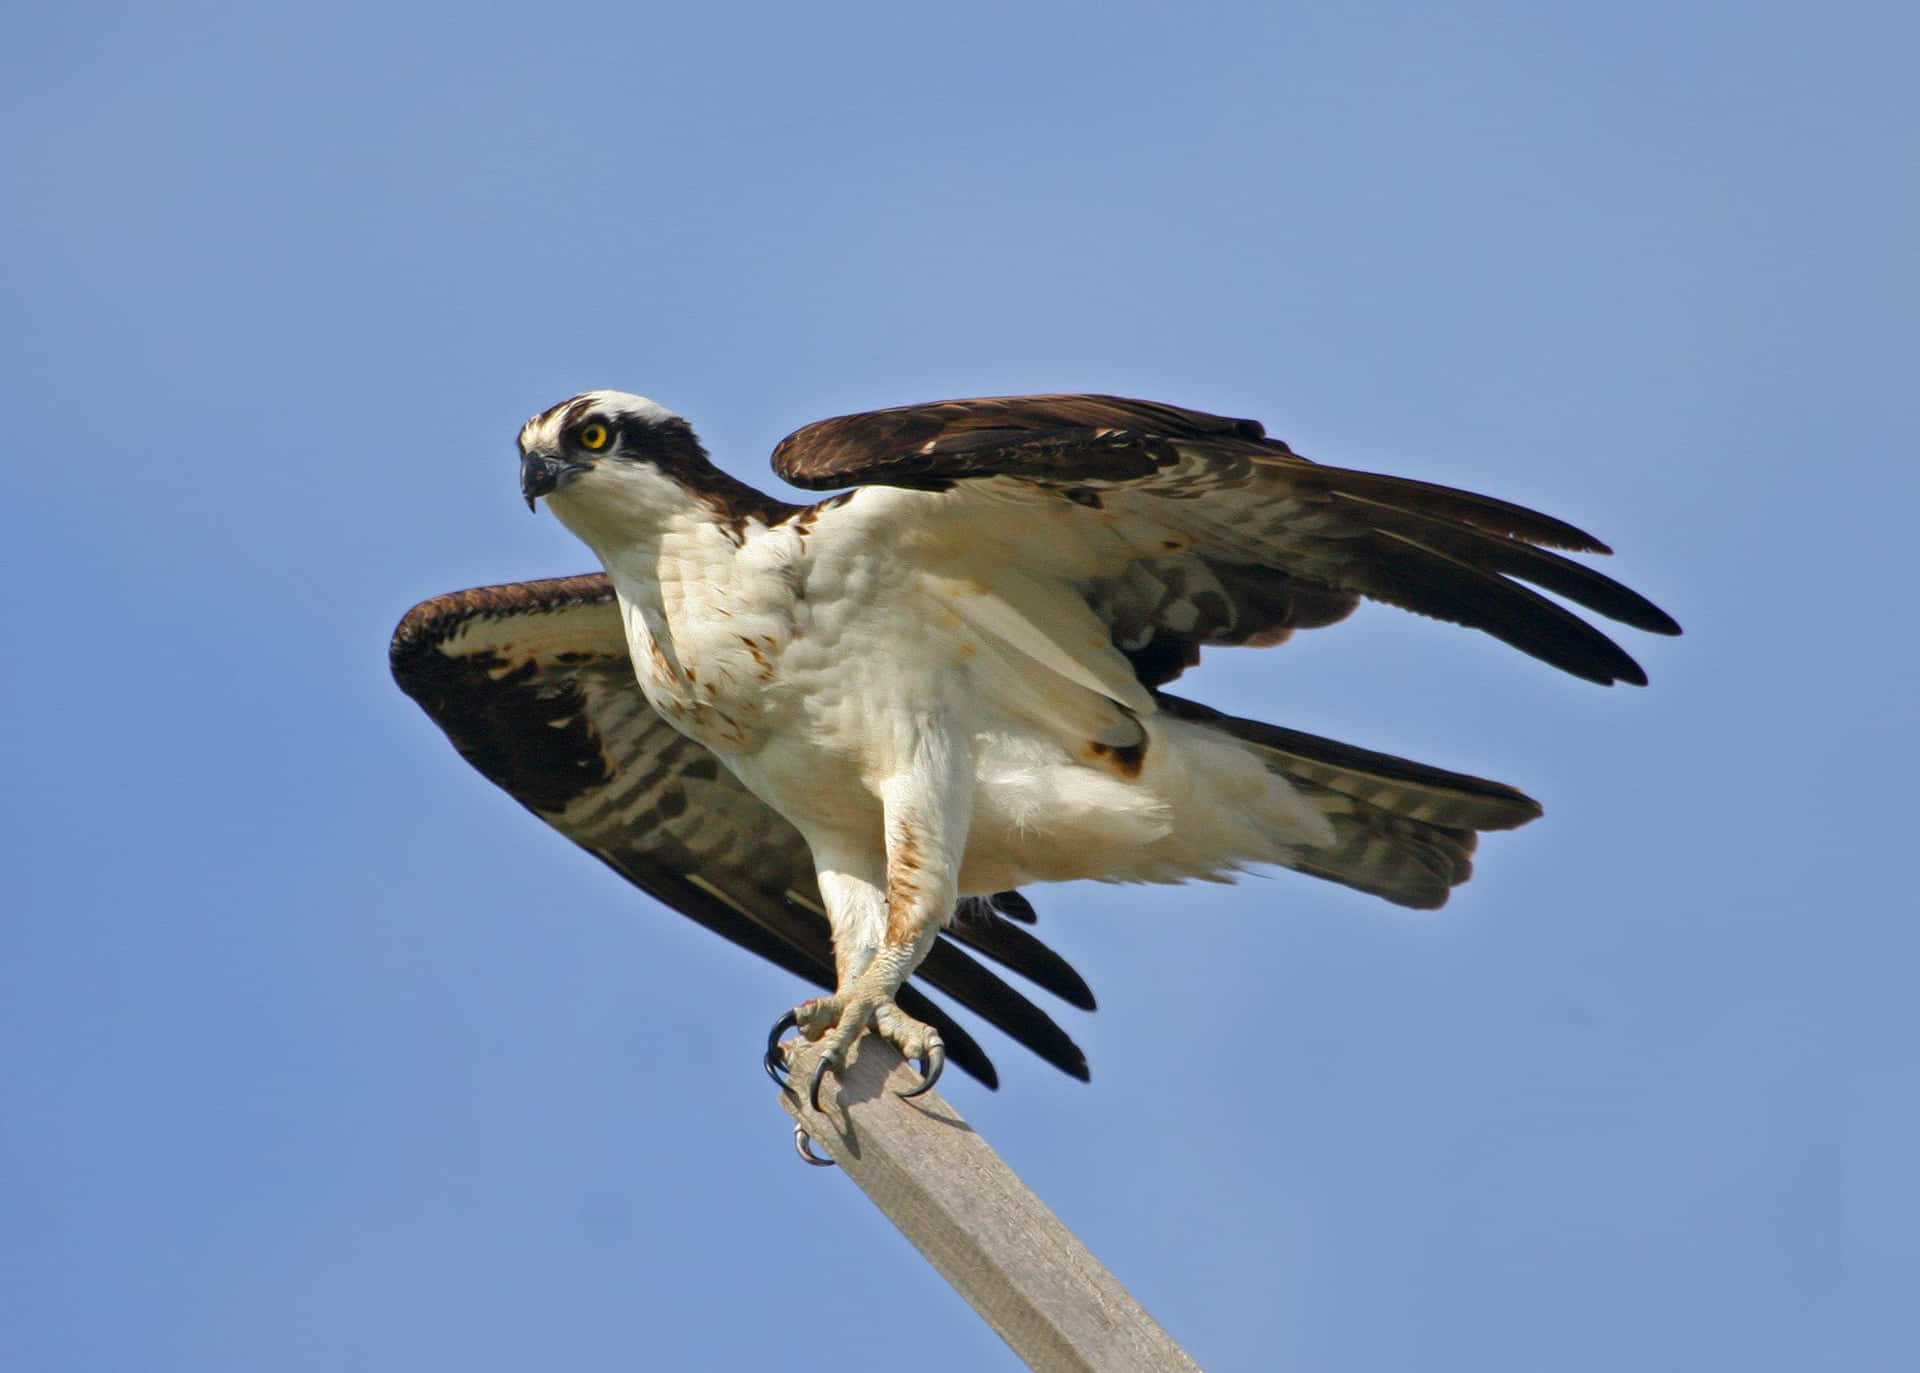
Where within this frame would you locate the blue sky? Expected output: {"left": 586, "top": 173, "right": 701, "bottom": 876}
{"left": 3, "top": 2, "right": 1913, "bottom": 1368}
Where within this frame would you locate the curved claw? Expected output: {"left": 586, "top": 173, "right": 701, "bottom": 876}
{"left": 896, "top": 1033, "right": 946, "bottom": 1100}
{"left": 807, "top": 1055, "right": 834, "bottom": 1113}
{"left": 764, "top": 1009, "right": 799, "bottom": 1087}
{"left": 792, "top": 1121, "right": 835, "bottom": 1167}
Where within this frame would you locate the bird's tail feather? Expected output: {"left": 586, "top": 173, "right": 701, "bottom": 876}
{"left": 1154, "top": 692, "right": 1543, "bottom": 909}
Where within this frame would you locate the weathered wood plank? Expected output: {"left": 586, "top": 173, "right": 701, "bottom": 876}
{"left": 776, "top": 1035, "right": 1202, "bottom": 1373}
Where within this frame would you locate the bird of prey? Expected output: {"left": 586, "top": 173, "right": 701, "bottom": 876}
{"left": 391, "top": 390, "right": 1677, "bottom": 1116}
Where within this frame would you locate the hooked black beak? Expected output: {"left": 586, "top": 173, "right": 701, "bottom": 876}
{"left": 520, "top": 451, "right": 590, "bottom": 511}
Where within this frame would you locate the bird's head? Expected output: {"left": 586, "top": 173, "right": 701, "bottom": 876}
{"left": 517, "top": 389, "right": 713, "bottom": 541}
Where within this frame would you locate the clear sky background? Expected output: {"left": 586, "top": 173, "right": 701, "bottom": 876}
{"left": 4, "top": 3, "right": 1914, "bottom": 1369}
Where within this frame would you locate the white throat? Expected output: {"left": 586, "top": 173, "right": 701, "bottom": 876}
{"left": 544, "top": 459, "right": 710, "bottom": 561}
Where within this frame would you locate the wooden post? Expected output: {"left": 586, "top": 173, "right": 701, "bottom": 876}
{"left": 777, "top": 1035, "right": 1202, "bottom": 1373}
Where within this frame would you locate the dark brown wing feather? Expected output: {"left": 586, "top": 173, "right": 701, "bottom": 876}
{"left": 772, "top": 395, "right": 1679, "bottom": 686}
{"left": 951, "top": 899, "right": 1097, "bottom": 1010}
{"left": 774, "top": 393, "right": 1270, "bottom": 487}
{"left": 389, "top": 575, "right": 1092, "bottom": 1087}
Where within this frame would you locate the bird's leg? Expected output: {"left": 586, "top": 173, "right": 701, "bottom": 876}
{"left": 793, "top": 922, "right": 946, "bottom": 1110}
{"left": 763, "top": 860, "right": 888, "bottom": 1089}
{"left": 770, "top": 734, "right": 971, "bottom": 1108}
{"left": 766, "top": 888, "right": 945, "bottom": 1104}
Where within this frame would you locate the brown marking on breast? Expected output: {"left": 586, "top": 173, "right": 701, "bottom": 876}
{"left": 701, "top": 705, "right": 748, "bottom": 749}
{"left": 778, "top": 491, "right": 851, "bottom": 541}
{"left": 645, "top": 637, "right": 675, "bottom": 681}
{"left": 737, "top": 634, "right": 775, "bottom": 679}
{"left": 662, "top": 697, "right": 747, "bottom": 751}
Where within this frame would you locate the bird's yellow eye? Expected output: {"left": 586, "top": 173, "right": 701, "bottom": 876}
{"left": 578, "top": 422, "right": 610, "bottom": 451}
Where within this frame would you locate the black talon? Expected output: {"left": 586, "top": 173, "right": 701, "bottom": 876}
{"left": 764, "top": 1009, "right": 799, "bottom": 1087}
{"left": 806, "top": 1055, "right": 833, "bottom": 1113}
{"left": 792, "top": 1122, "right": 835, "bottom": 1167}
{"left": 897, "top": 1035, "right": 946, "bottom": 1100}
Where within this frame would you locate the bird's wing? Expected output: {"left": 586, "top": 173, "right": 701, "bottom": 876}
{"left": 389, "top": 574, "right": 1091, "bottom": 1087}
{"left": 773, "top": 394, "right": 1679, "bottom": 687}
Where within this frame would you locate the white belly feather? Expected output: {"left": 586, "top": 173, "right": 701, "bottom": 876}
{"left": 599, "top": 489, "right": 1333, "bottom": 897}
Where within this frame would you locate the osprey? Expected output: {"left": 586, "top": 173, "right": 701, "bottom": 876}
{"left": 391, "top": 390, "right": 1677, "bottom": 1122}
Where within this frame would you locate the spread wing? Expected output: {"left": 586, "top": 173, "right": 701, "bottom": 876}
{"left": 773, "top": 394, "right": 1680, "bottom": 687}
{"left": 389, "top": 575, "right": 1093, "bottom": 1088}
